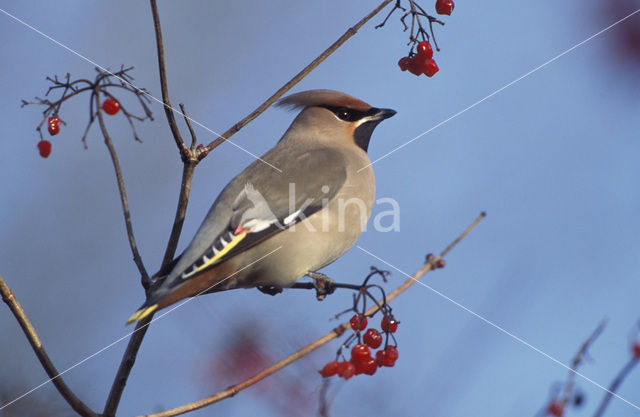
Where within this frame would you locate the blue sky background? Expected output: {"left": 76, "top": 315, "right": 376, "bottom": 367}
{"left": 1, "top": 1, "right": 640, "bottom": 416}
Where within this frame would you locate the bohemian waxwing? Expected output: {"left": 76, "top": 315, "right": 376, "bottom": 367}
{"left": 127, "top": 89, "right": 395, "bottom": 324}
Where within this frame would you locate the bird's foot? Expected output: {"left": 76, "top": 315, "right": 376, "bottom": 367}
{"left": 306, "top": 271, "right": 337, "bottom": 301}
{"left": 257, "top": 285, "right": 283, "bottom": 296}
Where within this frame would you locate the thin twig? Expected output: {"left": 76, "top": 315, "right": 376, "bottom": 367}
{"left": 150, "top": 0, "right": 186, "bottom": 155}
{"left": 592, "top": 357, "right": 639, "bottom": 417}
{"left": 179, "top": 103, "right": 198, "bottom": 150}
{"left": 0, "top": 275, "right": 97, "bottom": 417}
{"left": 96, "top": 92, "right": 149, "bottom": 281}
{"left": 204, "top": 0, "right": 393, "bottom": 154}
{"left": 135, "top": 212, "right": 486, "bottom": 417}
{"left": 560, "top": 320, "right": 607, "bottom": 407}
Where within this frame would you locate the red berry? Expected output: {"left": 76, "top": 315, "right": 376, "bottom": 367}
{"left": 337, "top": 361, "right": 356, "bottom": 379}
{"left": 398, "top": 56, "right": 411, "bottom": 71}
{"left": 375, "top": 349, "right": 396, "bottom": 367}
{"left": 547, "top": 401, "right": 564, "bottom": 416}
{"left": 375, "top": 346, "right": 399, "bottom": 367}
{"left": 47, "top": 116, "right": 60, "bottom": 136}
{"left": 47, "top": 123, "right": 60, "bottom": 136}
{"left": 351, "top": 343, "right": 371, "bottom": 363}
{"left": 349, "top": 314, "right": 367, "bottom": 331}
{"left": 386, "top": 345, "right": 399, "bottom": 361}
{"left": 416, "top": 41, "right": 433, "bottom": 59}
{"left": 381, "top": 315, "right": 398, "bottom": 333}
{"left": 363, "top": 328, "right": 383, "bottom": 349}
{"left": 435, "top": 0, "right": 454, "bottom": 15}
{"left": 319, "top": 360, "right": 339, "bottom": 377}
{"left": 354, "top": 357, "right": 377, "bottom": 375}
{"left": 632, "top": 342, "right": 640, "bottom": 359}
{"left": 414, "top": 58, "right": 439, "bottom": 77}
{"left": 37, "top": 140, "right": 52, "bottom": 158}
{"left": 102, "top": 98, "right": 120, "bottom": 115}
{"left": 407, "top": 57, "right": 422, "bottom": 76}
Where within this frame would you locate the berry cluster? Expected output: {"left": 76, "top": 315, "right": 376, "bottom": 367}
{"left": 319, "top": 312, "right": 400, "bottom": 379}
{"left": 37, "top": 115, "right": 62, "bottom": 158}
{"left": 386, "top": 0, "right": 455, "bottom": 78}
{"left": 34, "top": 98, "right": 121, "bottom": 159}
{"left": 398, "top": 40, "right": 438, "bottom": 77}
{"left": 23, "top": 68, "right": 152, "bottom": 159}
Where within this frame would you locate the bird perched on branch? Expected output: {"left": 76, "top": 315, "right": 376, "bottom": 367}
{"left": 127, "top": 89, "right": 395, "bottom": 324}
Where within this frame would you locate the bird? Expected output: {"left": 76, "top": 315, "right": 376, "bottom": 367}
{"left": 127, "top": 89, "right": 396, "bottom": 324}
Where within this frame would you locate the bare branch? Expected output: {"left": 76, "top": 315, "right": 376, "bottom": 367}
{"left": 96, "top": 92, "right": 149, "bottom": 281}
{"left": 179, "top": 103, "right": 198, "bottom": 150}
{"left": 203, "top": 0, "right": 394, "bottom": 154}
{"left": 103, "top": 7, "right": 201, "bottom": 415}
{"left": 102, "top": 315, "right": 154, "bottom": 417}
{"left": 150, "top": 0, "right": 187, "bottom": 156}
{"left": 0, "top": 275, "right": 97, "bottom": 417}
{"left": 560, "top": 320, "right": 607, "bottom": 406}
{"left": 160, "top": 162, "right": 196, "bottom": 270}
{"left": 592, "top": 354, "right": 639, "bottom": 417}
{"left": 135, "top": 212, "right": 486, "bottom": 417}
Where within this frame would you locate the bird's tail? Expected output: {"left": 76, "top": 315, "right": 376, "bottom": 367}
{"left": 126, "top": 304, "right": 158, "bottom": 325}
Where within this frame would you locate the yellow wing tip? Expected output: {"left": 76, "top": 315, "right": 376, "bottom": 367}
{"left": 125, "top": 304, "right": 158, "bottom": 325}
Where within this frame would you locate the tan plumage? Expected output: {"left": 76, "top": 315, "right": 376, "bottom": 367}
{"left": 127, "top": 89, "right": 395, "bottom": 324}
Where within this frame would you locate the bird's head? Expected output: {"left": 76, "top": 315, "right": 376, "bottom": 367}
{"left": 276, "top": 89, "right": 396, "bottom": 152}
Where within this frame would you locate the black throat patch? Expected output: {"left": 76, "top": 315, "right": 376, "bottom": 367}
{"left": 354, "top": 119, "right": 384, "bottom": 152}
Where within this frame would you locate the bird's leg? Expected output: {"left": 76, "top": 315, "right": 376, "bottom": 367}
{"left": 306, "top": 271, "right": 337, "bottom": 301}
{"left": 257, "top": 285, "right": 283, "bottom": 296}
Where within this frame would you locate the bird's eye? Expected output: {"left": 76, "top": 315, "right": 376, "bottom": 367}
{"left": 330, "top": 107, "right": 362, "bottom": 122}
{"left": 337, "top": 109, "right": 352, "bottom": 120}
{"left": 322, "top": 105, "right": 368, "bottom": 122}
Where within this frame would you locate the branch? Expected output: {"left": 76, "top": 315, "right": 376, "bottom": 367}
{"left": 150, "top": 0, "right": 186, "bottom": 155}
{"left": 136, "top": 212, "right": 486, "bottom": 417}
{"left": 97, "top": 91, "right": 157, "bottom": 417}
{"left": 0, "top": 275, "right": 97, "bottom": 417}
{"left": 592, "top": 356, "right": 639, "bottom": 417}
{"left": 96, "top": 92, "right": 149, "bottom": 281}
{"left": 102, "top": 5, "right": 202, "bottom": 415}
{"left": 103, "top": 315, "right": 154, "bottom": 417}
{"left": 560, "top": 320, "right": 607, "bottom": 406}
{"left": 179, "top": 103, "right": 198, "bottom": 150}
{"left": 160, "top": 162, "right": 196, "bottom": 271}
{"left": 203, "top": 0, "right": 393, "bottom": 154}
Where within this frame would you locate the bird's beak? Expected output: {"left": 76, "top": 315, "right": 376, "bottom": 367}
{"left": 373, "top": 108, "right": 397, "bottom": 120}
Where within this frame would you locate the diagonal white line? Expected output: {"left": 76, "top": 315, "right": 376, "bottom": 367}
{"left": 0, "top": 246, "right": 282, "bottom": 410}
{"left": 356, "top": 245, "right": 640, "bottom": 413}
{"left": 358, "top": 8, "right": 640, "bottom": 172}
{"left": 0, "top": 7, "right": 282, "bottom": 173}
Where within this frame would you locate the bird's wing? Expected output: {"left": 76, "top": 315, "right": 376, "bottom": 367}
{"left": 174, "top": 147, "right": 347, "bottom": 281}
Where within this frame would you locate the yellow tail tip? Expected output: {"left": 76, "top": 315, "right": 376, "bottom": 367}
{"left": 125, "top": 304, "right": 158, "bottom": 325}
